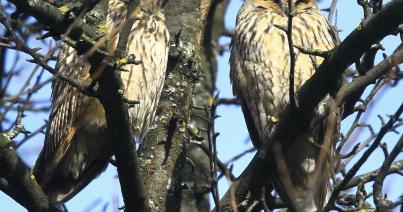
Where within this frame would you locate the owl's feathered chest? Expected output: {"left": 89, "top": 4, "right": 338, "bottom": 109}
{"left": 230, "top": 6, "right": 338, "bottom": 136}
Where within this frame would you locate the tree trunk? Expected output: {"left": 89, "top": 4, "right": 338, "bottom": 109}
{"left": 179, "top": 0, "right": 229, "bottom": 211}
{"left": 137, "top": 0, "right": 218, "bottom": 211}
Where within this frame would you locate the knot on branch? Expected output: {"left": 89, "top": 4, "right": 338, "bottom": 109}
{"left": 294, "top": 45, "right": 334, "bottom": 59}
{"left": 2, "top": 106, "right": 30, "bottom": 140}
{"left": 114, "top": 54, "right": 142, "bottom": 69}
{"left": 168, "top": 39, "right": 200, "bottom": 81}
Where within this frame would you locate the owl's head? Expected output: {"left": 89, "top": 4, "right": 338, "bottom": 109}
{"left": 244, "top": 0, "right": 317, "bottom": 13}
{"left": 288, "top": 0, "right": 318, "bottom": 13}
{"left": 285, "top": 0, "right": 317, "bottom": 4}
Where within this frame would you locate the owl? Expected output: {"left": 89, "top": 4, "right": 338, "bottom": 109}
{"left": 33, "top": 0, "right": 169, "bottom": 203}
{"left": 230, "top": 0, "right": 339, "bottom": 210}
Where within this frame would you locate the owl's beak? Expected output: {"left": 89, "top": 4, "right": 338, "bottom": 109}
{"left": 284, "top": 5, "right": 290, "bottom": 16}
{"left": 281, "top": 0, "right": 295, "bottom": 15}
{"left": 282, "top": 0, "right": 295, "bottom": 15}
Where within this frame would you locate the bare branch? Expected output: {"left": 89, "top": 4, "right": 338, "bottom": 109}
{"left": 327, "top": 0, "right": 338, "bottom": 23}
{"left": 0, "top": 131, "right": 58, "bottom": 211}
{"left": 208, "top": 96, "right": 220, "bottom": 211}
{"left": 373, "top": 136, "right": 403, "bottom": 209}
{"left": 287, "top": 1, "right": 297, "bottom": 111}
{"left": 343, "top": 159, "right": 402, "bottom": 190}
{"left": 217, "top": 98, "right": 239, "bottom": 106}
{"left": 324, "top": 103, "right": 403, "bottom": 211}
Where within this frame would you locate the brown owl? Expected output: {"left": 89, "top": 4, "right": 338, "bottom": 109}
{"left": 33, "top": 0, "right": 169, "bottom": 203}
{"left": 230, "top": 0, "right": 339, "bottom": 210}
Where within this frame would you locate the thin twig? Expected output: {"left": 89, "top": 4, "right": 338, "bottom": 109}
{"left": 324, "top": 103, "right": 403, "bottom": 211}
{"left": 225, "top": 147, "right": 255, "bottom": 165}
{"left": 293, "top": 45, "right": 331, "bottom": 58}
{"left": 287, "top": 1, "right": 297, "bottom": 110}
{"left": 343, "top": 159, "right": 402, "bottom": 190}
{"left": 196, "top": 143, "right": 236, "bottom": 180}
{"left": 373, "top": 135, "right": 403, "bottom": 209}
{"left": 327, "top": 0, "right": 338, "bottom": 24}
{"left": 206, "top": 94, "right": 220, "bottom": 211}
{"left": 217, "top": 98, "right": 239, "bottom": 106}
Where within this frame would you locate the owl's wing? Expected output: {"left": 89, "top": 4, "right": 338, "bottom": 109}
{"left": 230, "top": 48, "right": 262, "bottom": 147}
{"left": 230, "top": 7, "right": 288, "bottom": 147}
{"left": 46, "top": 45, "right": 89, "bottom": 158}
{"left": 33, "top": 1, "right": 137, "bottom": 202}
{"left": 326, "top": 19, "right": 341, "bottom": 46}
{"left": 34, "top": 44, "right": 90, "bottom": 182}
{"left": 239, "top": 94, "right": 262, "bottom": 147}
{"left": 121, "top": 9, "right": 169, "bottom": 141}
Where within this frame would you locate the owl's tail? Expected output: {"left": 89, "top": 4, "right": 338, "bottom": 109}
{"left": 33, "top": 127, "right": 112, "bottom": 203}
{"left": 272, "top": 117, "right": 336, "bottom": 212}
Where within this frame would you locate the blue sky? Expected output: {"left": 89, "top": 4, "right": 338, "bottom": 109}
{"left": 1, "top": 0, "right": 402, "bottom": 211}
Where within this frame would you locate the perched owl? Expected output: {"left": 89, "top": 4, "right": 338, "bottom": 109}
{"left": 33, "top": 0, "right": 169, "bottom": 203}
{"left": 230, "top": 0, "right": 339, "bottom": 210}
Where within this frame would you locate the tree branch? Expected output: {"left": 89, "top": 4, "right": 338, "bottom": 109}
{"left": 373, "top": 136, "right": 403, "bottom": 209}
{"left": 343, "top": 159, "right": 402, "bottom": 190}
{"left": 0, "top": 135, "right": 58, "bottom": 211}
{"left": 287, "top": 0, "right": 297, "bottom": 111}
{"left": 7, "top": 0, "right": 99, "bottom": 49}
{"left": 324, "top": 103, "right": 403, "bottom": 211}
{"left": 87, "top": 0, "right": 147, "bottom": 211}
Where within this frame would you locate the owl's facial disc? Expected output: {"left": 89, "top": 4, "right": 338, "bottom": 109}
{"left": 283, "top": 0, "right": 317, "bottom": 14}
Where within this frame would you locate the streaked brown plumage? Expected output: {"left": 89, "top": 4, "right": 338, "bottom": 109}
{"left": 33, "top": 0, "right": 169, "bottom": 203}
{"left": 230, "top": 0, "right": 339, "bottom": 210}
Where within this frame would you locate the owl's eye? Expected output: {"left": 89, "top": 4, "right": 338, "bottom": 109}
{"left": 296, "top": 0, "right": 311, "bottom": 3}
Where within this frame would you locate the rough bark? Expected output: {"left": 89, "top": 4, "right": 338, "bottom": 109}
{"left": 0, "top": 135, "right": 58, "bottom": 211}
